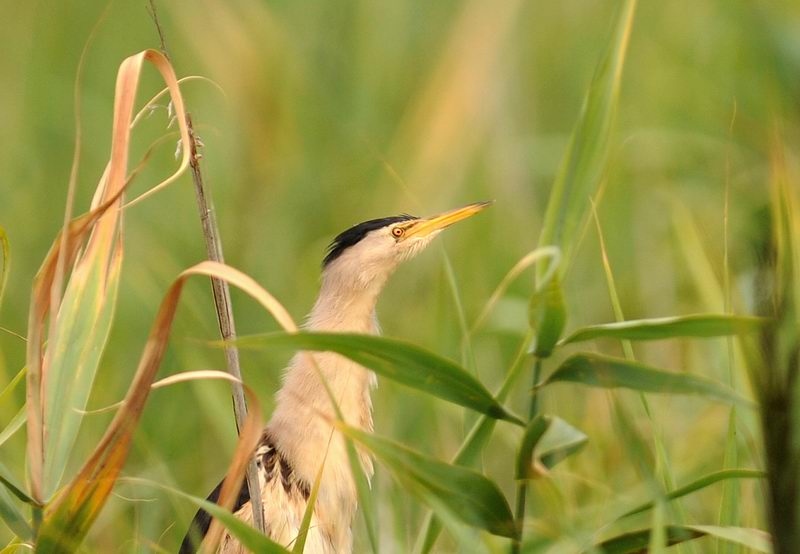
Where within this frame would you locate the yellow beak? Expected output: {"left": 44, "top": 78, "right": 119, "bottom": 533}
{"left": 403, "top": 200, "right": 493, "bottom": 238}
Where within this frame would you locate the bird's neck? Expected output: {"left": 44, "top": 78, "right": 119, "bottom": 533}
{"left": 305, "top": 275, "right": 387, "bottom": 332}
{"left": 266, "top": 276, "right": 383, "bottom": 530}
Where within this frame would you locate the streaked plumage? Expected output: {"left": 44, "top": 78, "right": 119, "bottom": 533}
{"left": 180, "top": 202, "right": 490, "bottom": 553}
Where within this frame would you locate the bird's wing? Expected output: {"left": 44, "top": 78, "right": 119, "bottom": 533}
{"left": 178, "top": 474, "right": 250, "bottom": 553}
{"left": 178, "top": 431, "right": 312, "bottom": 553}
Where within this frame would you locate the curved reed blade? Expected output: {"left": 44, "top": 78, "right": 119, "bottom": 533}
{"left": 0, "top": 226, "right": 9, "bottom": 312}
{"left": 291, "top": 438, "right": 328, "bottom": 554}
{"left": 25, "top": 48, "right": 192, "bottom": 506}
{"left": 537, "top": 0, "right": 637, "bottom": 274}
{"left": 37, "top": 261, "right": 298, "bottom": 552}
{"left": 620, "top": 469, "right": 765, "bottom": 520}
{"left": 202, "top": 387, "right": 263, "bottom": 553}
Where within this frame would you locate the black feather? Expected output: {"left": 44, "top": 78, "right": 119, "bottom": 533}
{"left": 178, "top": 478, "right": 250, "bottom": 553}
{"left": 178, "top": 432, "right": 310, "bottom": 552}
{"left": 322, "top": 214, "right": 418, "bottom": 267}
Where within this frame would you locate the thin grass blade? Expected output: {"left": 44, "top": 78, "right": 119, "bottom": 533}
{"left": 441, "top": 248, "right": 476, "bottom": 374}
{"left": 536, "top": 0, "right": 637, "bottom": 272}
{"left": 0, "top": 462, "right": 37, "bottom": 540}
{"left": 346, "top": 439, "right": 379, "bottom": 554}
{"left": 0, "top": 226, "right": 8, "bottom": 311}
{"left": 292, "top": 441, "right": 327, "bottom": 554}
{"left": 0, "top": 367, "right": 25, "bottom": 410}
{"left": 126, "top": 371, "right": 263, "bottom": 552}
{"left": 469, "top": 246, "right": 560, "bottom": 336}
{"left": 36, "top": 261, "right": 301, "bottom": 552}
{"left": 0, "top": 485, "right": 31, "bottom": 542}
{"left": 0, "top": 463, "right": 34, "bottom": 508}
{"left": 0, "top": 367, "right": 26, "bottom": 449}
{"left": 718, "top": 409, "right": 741, "bottom": 554}
{"left": 718, "top": 116, "right": 741, "bottom": 553}
{"left": 0, "top": 409, "right": 26, "bottom": 449}
{"left": 591, "top": 202, "right": 695, "bottom": 553}
{"left": 515, "top": 414, "right": 587, "bottom": 481}
{"left": 620, "top": 468, "right": 765, "bottom": 519}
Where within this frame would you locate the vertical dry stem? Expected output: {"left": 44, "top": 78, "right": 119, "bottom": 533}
{"left": 147, "top": 0, "right": 265, "bottom": 535}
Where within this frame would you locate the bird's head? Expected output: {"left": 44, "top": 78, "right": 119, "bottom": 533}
{"left": 321, "top": 201, "right": 492, "bottom": 291}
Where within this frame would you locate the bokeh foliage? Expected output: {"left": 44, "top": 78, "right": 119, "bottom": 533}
{"left": 1, "top": 0, "right": 799, "bottom": 551}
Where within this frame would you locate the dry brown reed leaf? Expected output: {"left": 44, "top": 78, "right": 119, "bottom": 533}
{"left": 97, "top": 370, "right": 264, "bottom": 554}
{"left": 201, "top": 386, "right": 263, "bottom": 553}
{"left": 151, "top": 369, "right": 240, "bottom": 389}
{"left": 39, "top": 261, "right": 295, "bottom": 550}
{"left": 26, "top": 48, "right": 191, "bottom": 504}
{"left": 25, "top": 193, "right": 120, "bottom": 502}
{"left": 26, "top": 43, "right": 300, "bottom": 549}
{"left": 48, "top": 0, "right": 111, "bottom": 368}
{"left": 75, "top": 370, "right": 239, "bottom": 416}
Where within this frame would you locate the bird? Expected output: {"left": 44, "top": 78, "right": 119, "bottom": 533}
{"left": 180, "top": 200, "right": 491, "bottom": 554}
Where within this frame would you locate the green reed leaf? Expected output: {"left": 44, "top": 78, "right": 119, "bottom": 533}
{"left": 41, "top": 243, "right": 121, "bottom": 500}
{"left": 595, "top": 525, "right": 771, "bottom": 553}
{"left": 0, "top": 488, "right": 30, "bottom": 542}
{"left": 516, "top": 415, "right": 550, "bottom": 480}
{"left": 537, "top": 415, "right": 588, "bottom": 469}
{"left": 536, "top": 0, "right": 637, "bottom": 272}
{"left": 235, "top": 332, "right": 523, "bottom": 425}
{"left": 416, "top": 332, "right": 536, "bottom": 553}
{"left": 561, "top": 314, "right": 766, "bottom": 345}
{"left": 339, "top": 424, "right": 517, "bottom": 539}
{"left": 595, "top": 526, "right": 704, "bottom": 553}
{"left": 540, "top": 353, "right": 750, "bottom": 406}
{"left": 529, "top": 275, "right": 566, "bottom": 358}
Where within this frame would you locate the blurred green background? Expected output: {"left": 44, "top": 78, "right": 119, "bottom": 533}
{"left": 1, "top": 0, "right": 799, "bottom": 551}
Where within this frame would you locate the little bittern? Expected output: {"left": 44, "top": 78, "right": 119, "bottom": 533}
{"left": 181, "top": 201, "right": 491, "bottom": 553}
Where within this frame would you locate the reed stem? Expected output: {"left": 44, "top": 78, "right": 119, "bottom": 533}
{"left": 511, "top": 357, "right": 542, "bottom": 553}
{"left": 147, "top": 0, "right": 265, "bottom": 534}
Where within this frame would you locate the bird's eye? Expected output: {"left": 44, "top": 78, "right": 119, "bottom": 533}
{"left": 392, "top": 227, "right": 404, "bottom": 238}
